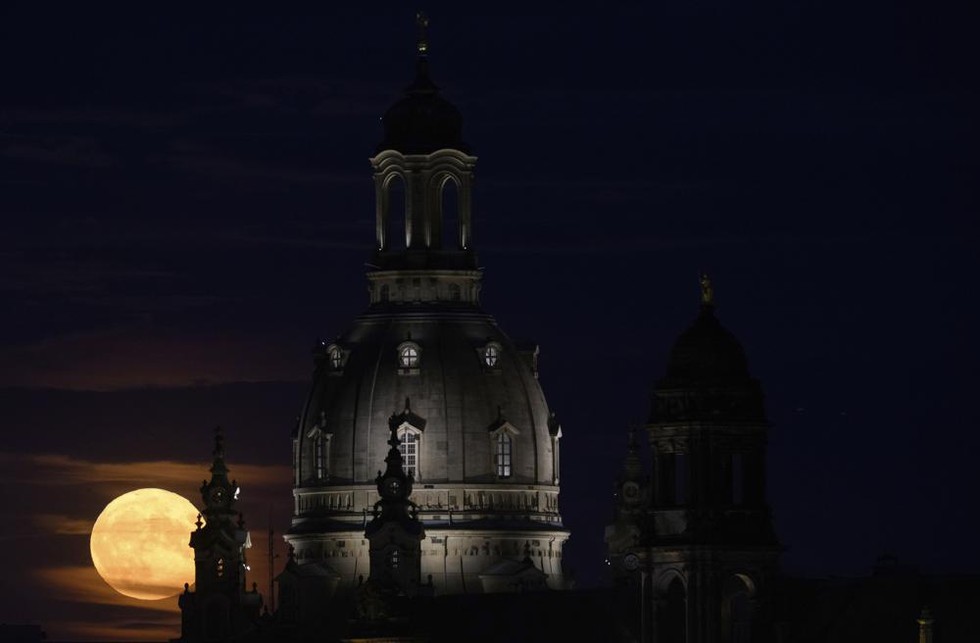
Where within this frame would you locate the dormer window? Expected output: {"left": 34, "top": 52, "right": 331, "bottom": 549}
{"left": 488, "top": 419, "right": 519, "bottom": 480}
{"left": 483, "top": 344, "right": 500, "bottom": 367}
{"left": 307, "top": 419, "right": 332, "bottom": 482}
{"left": 397, "top": 341, "right": 421, "bottom": 374}
{"left": 322, "top": 343, "right": 345, "bottom": 374}
{"left": 398, "top": 428, "right": 420, "bottom": 479}
{"left": 479, "top": 341, "right": 503, "bottom": 371}
{"left": 495, "top": 433, "right": 512, "bottom": 478}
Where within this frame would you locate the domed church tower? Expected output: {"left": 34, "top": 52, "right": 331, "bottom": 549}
{"left": 284, "top": 15, "right": 569, "bottom": 595}
{"left": 608, "top": 276, "right": 779, "bottom": 643}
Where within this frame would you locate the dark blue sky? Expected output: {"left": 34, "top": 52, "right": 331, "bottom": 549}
{"left": 1, "top": 3, "right": 977, "bottom": 638}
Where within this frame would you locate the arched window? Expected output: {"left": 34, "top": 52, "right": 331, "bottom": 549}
{"left": 440, "top": 175, "right": 460, "bottom": 250}
{"left": 495, "top": 433, "right": 512, "bottom": 478}
{"left": 388, "top": 548, "right": 400, "bottom": 569}
{"left": 731, "top": 452, "right": 744, "bottom": 505}
{"left": 661, "top": 576, "right": 687, "bottom": 642}
{"left": 722, "top": 574, "right": 755, "bottom": 643}
{"left": 386, "top": 175, "right": 407, "bottom": 250}
{"left": 400, "top": 346, "right": 419, "bottom": 368}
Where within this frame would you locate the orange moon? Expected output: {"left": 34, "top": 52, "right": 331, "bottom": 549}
{"left": 90, "top": 488, "right": 198, "bottom": 600}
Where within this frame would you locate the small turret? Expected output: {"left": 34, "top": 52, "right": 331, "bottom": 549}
{"left": 177, "top": 428, "right": 262, "bottom": 642}
{"left": 364, "top": 410, "right": 426, "bottom": 596}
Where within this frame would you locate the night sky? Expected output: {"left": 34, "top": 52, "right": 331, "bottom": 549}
{"left": 2, "top": 3, "right": 978, "bottom": 640}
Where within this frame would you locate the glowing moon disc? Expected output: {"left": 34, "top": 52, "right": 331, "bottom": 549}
{"left": 90, "top": 488, "right": 198, "bottom": 600}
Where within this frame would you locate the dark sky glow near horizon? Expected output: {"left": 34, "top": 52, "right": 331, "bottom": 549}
{"left": 1, "top": 3, "right": 978, "bottom": 640}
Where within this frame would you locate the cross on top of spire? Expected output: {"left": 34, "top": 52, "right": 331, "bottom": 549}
{"left": 416, "top": 12, "right": 429, "bottom": 57}
{"left": 700, "top": 273, "right": 714, "bottom": 308}
{"left": 212, "top": 425, "right": 224, "bottom": 458}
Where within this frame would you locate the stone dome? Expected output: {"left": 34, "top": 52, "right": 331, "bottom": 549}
{"left": 298, "top": 304, "right": 556, "bottom": 488}
{"left": 377, "top": 60, "right": 469, "bottom": 155}
{"left": 663, "top": 305, "right": 751, "bottom": 386}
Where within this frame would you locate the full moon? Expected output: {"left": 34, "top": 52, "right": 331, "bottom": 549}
{"left": 90, "top": 488, "right": 199, "bottom": 600}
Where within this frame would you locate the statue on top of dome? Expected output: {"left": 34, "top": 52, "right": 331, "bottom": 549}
{"left": 700, "top": 273, "right": 714, "bottom": 307}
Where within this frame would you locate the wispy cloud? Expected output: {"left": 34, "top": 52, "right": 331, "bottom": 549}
{"left": 33, "top": 514, "right": 94, "bottom": 536}
{"left": 166, "top": 138, "right": 362, "bottom": 185}
{"left": 53, "top": 619, "right": 182, "bottom": 643}
{"left": 33, "top": 566, "right": 181, "bottom": 614}
{"left": 0, "top": 328, "right": 307, "bottom": 390}
{"left": 2, "top": 453, "right": 291, "bottom": 501}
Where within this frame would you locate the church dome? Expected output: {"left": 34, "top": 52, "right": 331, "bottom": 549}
{"left": 663, "top": 305, "right": 750, "bottom": 386}
{"left": 377, "top": 60, "right": 468, "bottom": 155}
{"left": 651, "top": 279, "right": 766, "bottom": 424}
{"left": 299, "top": 306, "right": 555, "bottom": 488}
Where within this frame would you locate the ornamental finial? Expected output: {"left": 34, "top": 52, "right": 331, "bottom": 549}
{"left": 700, "top": 273, "right": 714, "bottom": 308}
{"left": 212, "top": 425, "right": 224, "bottom": 458}
{"left": 416, "top": 12, "right": 429, "bottom": 56}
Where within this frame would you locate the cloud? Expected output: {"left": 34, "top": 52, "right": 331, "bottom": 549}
{"left": 166, "top": 138, "right": 362, "bottom": 185}
{"left": 33, "top": 566, "right": 181, "bottom": 614}
{"left": 0, "top": 328, "right": 307, "bottom": 390}
{"left": 53, "top": 619, "right": 182, "bottom": 643}
{"left": 1, "top": 453, "right": 291, "bottom": 502}
{"left": 34, "top": 514, "right": 94, "bottom": 536}
{"left": 1, "top": 136, "right": 115, "bottom": 168}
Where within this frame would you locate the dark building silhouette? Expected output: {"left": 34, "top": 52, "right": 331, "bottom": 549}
{"left": 176, "top": 428, "right": 262, "bottom": 641}
{"left": 364, "top": 419, "right": 427, "bottom": 596}
{"left": 606, "top": 276, "right": 780, "bottom": 642}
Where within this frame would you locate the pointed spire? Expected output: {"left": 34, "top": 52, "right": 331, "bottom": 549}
{"left": 621, "top": 426, "right": 643, "bottom": 481}
{"left": 210, "top": 426, "right": 229, "bottom": 477}
{"left": 212, "top": 425, "right": 224, "bottom": 458}
{"left": 416, "top": 12, "right": 429, "bottom": 57}
{"left": 384, "top": 416, "right": 405, "bottom": 473}
{"left": 407, "top": 12, "right": 438, "bottom": 94}
{"left": 547, "top": 411, "right": 561, "bottom": 437}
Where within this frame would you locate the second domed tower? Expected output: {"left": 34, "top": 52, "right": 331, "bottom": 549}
{"left": 284, "top": 18, "right": 568, "bottom": 596}
{"left": 607, "top": 276, "right": 779, "bottom": 643}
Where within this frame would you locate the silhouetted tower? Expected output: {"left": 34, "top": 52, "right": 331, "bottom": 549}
{"left": 643, "top": 276, "right": 779, "bottom": 643}
{"left": 178, "top": 428, "right": 262, "bottom": 641}
{"left": 365, "top": 411, "right": 426, "bottom": 596}
{"left": 605, "top": 427, "right": 648, "bottom": 583}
